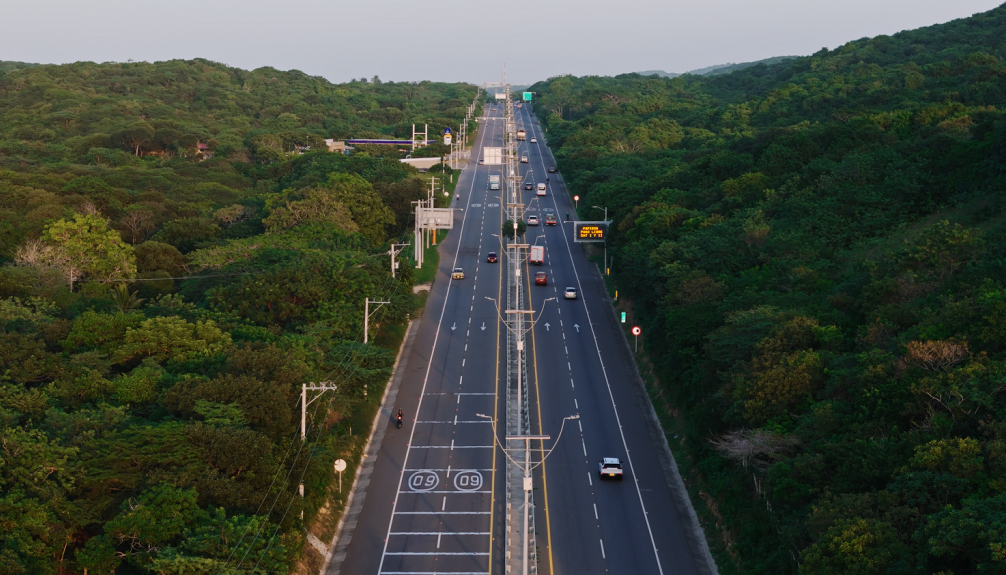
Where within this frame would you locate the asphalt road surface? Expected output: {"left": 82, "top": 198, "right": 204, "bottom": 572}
{"left": 337, "top": 102, "right": 701, "bottom": 575}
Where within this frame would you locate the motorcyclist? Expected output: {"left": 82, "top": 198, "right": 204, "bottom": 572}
{"left": 565, "top": 212, "right": 569, "bottom": 221}
{"left": 397, "top": 408, "right": 403, "bottom": 421}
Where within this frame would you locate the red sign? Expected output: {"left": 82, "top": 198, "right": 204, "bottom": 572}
{"left": 574, "top": 195, "right": 580, "bottom": 201}
{"left": 631, "top": 326, "right": 641, "bottom": 336}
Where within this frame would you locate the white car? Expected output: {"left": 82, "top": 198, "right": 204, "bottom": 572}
{"left": 536, "top": 183, "right": 546, "bottom": 196}
{"left": 530, "top": 137, "right": 537, "bottom": 143}
{"left": 599, "top": 458, "right": 623, "bottom": 479}
{"left": 521, "top": 155, "right": 528, "bottom": 163}
{"left": 564, "top": 287, "right": 577, "bottom": 300}
{"left": 527, "top": 215, "right": 539, "bottom": 226}
{"left": 452, "top": 268, "right": 465, "bottom": 280}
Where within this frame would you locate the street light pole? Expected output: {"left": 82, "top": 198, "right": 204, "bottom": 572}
{"left": 478, "top": 412, "right": 578, "bottom": 575}
{"left": 594, "top": 205, "right": 609, "bottom": 275}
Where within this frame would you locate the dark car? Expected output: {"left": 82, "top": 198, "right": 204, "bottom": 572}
{"left": 524, "top": 182, "right": 533, "bottom": 190}
{"left": 544, "top": 213, "right": 557, "bottom": 226}
{"left": 535, "top": 272, "right": 547, "bottom": 286}
{"left": 487, "top": 252, "right": 498, "bottom": 263}
{"left": 547, "top": 166, "right": 557, "bottom": 173}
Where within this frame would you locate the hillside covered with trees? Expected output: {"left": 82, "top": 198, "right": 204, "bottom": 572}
{"left": 531, "top": 4, "right": 1006, "bottom": 573}
{"left": 0, "top": 59, "right": 476, "bottom": 573}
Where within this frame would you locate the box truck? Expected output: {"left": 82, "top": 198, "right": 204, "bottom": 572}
{"left": 489, "top": 174, "right": 500, "bottom": 190}
{"left": 530, "top": 245, "right": 544, "bottom": 265}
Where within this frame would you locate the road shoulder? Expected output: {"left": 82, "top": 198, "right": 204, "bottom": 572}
{"left": 322, "top": 317, "right": 422, "bottom": 575}
{"left": 590, "top": 262, "right": 720, "bottom": 575}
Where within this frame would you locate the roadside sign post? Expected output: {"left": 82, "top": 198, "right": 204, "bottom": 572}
{"left": 621, "top": 312, "right": 626, "bottom": 323}
{"left": 632, "top": 326, "right": 641, "bottom": 352}
{"left": 574, "top": 195, "right": 579, "bottom": 211}
{"left": 334, "top": 459, "right": 347, "bottom": 493}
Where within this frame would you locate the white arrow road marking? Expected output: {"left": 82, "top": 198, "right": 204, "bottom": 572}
{"left": 481, "top": 322, "right": 486, "bottom": 331}
{"left": 574, "top": 323, "right": 580, "bottom": 332}
{"left": 545, "top": 322, "right": 550, "bottom": 331}
{"left": 451, "top": 322, "right": 456, "bottom": 331}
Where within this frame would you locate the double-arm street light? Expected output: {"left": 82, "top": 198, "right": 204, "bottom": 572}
{"left": 477, "top": 412, "right": 579, "bottom": 575}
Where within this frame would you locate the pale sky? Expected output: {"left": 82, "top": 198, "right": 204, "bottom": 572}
{"left": 2, "top": 0, "right": 1002, "bottom": 85}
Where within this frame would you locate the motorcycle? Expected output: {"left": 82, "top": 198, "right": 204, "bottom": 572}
{"left": 396, "top": 409, "right": 403, "bottom": 429}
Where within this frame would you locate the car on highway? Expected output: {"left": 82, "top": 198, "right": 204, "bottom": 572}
{"left": 530, "top": 137, "right": 537, "bottom": 143}
{"left": 599, "top": 458, "right": 623, "bottom": 479}
{"left": 479, "top": 159, "right": 484, "bottom": 165}
{"left": 487, "top": 252, "right": 497, "bottom": 263}
{"left": 535, "top": 272, "right": 547, "bottom": 286}
{"left": 527, "top": 215, "right": 539, "bottom": 225}
{"left": 524, "top": 182, "right": 533, "bottom": 190}
{"left": 536, "top": 183, "right": 546, "bottom": 196}
{"left": 544, "top": 213, "right": 557, "bottom": 226}
{"left": 521, "top": 155, "right": 528, "bottom": 163}
{"left": 547, "top": 166, "right": 557, "bottom": 173}
{"left": 452, "top": 268, "right": 465, "bottom": 280}
{"left": 564, "top": 287, "right": 577, "bottom": 299}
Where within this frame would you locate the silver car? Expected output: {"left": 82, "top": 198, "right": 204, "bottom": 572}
{"left": 564, "top": 287, "right": 577, "bottom": 300}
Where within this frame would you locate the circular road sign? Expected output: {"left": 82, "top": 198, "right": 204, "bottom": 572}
{"left": 574, "top": 195, "right": 580, "bottom": 201}
{"left": 631, "top": 326, "right": 641, "bottom": 336}
{"left": 333, "top": 459, "right": 347, "bottom": 473}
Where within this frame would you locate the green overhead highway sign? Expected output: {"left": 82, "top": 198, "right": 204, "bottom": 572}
{"left": 523, "top": 92, "right": 532, "bottom": 101}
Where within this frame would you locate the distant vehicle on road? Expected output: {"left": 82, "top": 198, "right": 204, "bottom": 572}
{"left": 489, "top": 174, "right": 500, "bottom": 190}
{"left": 452, "top": 268, "right": 465, "bottom": 280}
{"left": 547, "top": 166, "right": 557, "bottom": 173}
{"left": 544, "top": 213, "right": 557, "bottom": 226}
{"left": 524, "top": 182, "right": 533, "bottom": 190}
{"left": 530, "top": 137, "right": 537, "bottom": 143}
{"left": 564, "top": 287, "right": 577, "bottom": 299}
{"left": 521, "top": 155, "right": 528, "bottom": 163}
{"left": 599, "top": 458, "right": 623, "bottom": 479}
{"left": 479, "top": 159, "right": 484, "bottom": 165}
{"left": 530, "top": 245, "right": 544, "bottom": 265}
{"left": 517, "top": 129, "right": 526, "bottom": 141}
{"left": 535, "top": 271, "right": 548, "bottom": 286}
{"left": 527, "top": 215, "right": 539, "bottom": 226}
{"left": 487, "top": 252, "right": 497, "bottom": 263}
{"left": 536, "top": 183, "right": 546, "bottom": 196}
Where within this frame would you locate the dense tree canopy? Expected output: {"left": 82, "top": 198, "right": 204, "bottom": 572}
{"left": 0, "top": 59, "right": 476, "bottom": 573}
{"left": 531, "top": 4, "right": 1006, "bottom": 573}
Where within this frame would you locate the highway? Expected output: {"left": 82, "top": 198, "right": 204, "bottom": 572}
{"left": 336, "top": 101, "right": 704, "bottom": 575}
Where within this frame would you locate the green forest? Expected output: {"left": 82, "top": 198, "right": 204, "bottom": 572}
{"left": 0, "top": 58, "right": 477, "bottom": 573}
{"left": 530, "top": 4, "right": 1006, "bottom": 574}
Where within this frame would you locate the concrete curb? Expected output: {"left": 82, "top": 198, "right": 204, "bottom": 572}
{"left": 321, "top": 318, "right": 422, "bottom": 575}
{"left": 589, "top": 261, "right": 719, "bottom": 575}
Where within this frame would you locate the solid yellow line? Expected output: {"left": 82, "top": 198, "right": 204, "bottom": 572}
{"left": 488, "top": 131, "right": 502, "bottom": 575}
{"left": 525, "top": 254, "right": 555, "bottom": 575}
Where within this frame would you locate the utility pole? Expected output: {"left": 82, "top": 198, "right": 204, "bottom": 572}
{"left": 389, "top": 242, "right": 409, "bottom": 278}
{"left": 364, "top": 298, "right": 390, "bottom": 344}
{"left": 299, "top": 380, "right": 338, "bottom": 505}
{"left": 412, "top": 200, "right": 423, "bottom": 269}
{"left": 301, "top": 381, "right": 338, "bottom": 440}
{"left": 427, "top": 177, "right": 438, "bottom": 246}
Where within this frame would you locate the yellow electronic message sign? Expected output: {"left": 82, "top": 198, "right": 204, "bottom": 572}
{"left": 574, "top": 221, "right": 608, "bottom": 243}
